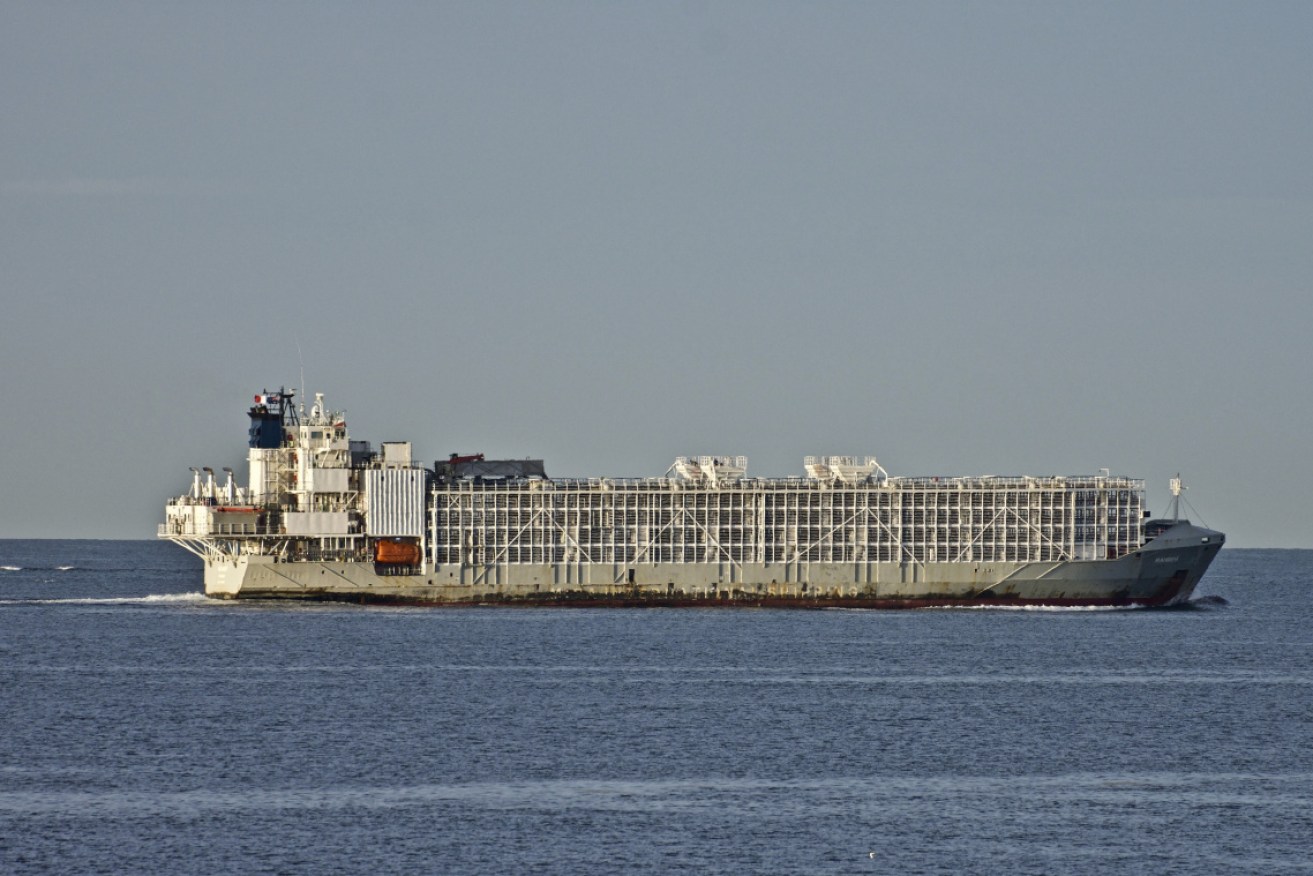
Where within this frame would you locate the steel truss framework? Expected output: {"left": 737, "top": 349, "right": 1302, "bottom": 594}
{"left": 430, "top": 476, "right": 1145, "bottom": 579}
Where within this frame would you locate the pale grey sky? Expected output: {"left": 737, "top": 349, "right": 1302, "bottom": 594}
{"left": 2, "top": 2, "right": 1309, "bottom": 546}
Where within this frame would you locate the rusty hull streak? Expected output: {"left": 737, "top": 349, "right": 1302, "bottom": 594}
{"left": 238, "top": 574, "right": 1194, "bottom": 610}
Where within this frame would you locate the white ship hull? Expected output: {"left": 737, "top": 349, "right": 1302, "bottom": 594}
{"left": 202, "top": 521, "right": 1221, "bottom": 608}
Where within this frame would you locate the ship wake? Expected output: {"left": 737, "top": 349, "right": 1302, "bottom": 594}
{"left": 0, "top": 593, "right": 209, "bottom": 606}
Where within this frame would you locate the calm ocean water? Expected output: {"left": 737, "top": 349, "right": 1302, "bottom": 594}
{"left": 1, "top": 541, "right": 1309, "bottom": 875}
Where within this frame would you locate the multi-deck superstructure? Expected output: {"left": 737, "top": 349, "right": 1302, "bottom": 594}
{"left": 161, "top": 388, "right": 1224, "bottom": 607}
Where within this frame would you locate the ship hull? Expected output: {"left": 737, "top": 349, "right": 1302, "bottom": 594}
{"left": 204, "top": 522, "right": 1223, "bottom": 609}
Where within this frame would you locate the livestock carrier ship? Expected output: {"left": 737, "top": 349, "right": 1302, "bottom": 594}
{"left": 160, "top": 388, "right": 1224, "bottom": 607}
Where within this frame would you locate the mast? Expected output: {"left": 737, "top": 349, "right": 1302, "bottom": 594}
{"left": 1169, "top": 474, "right": 1184, "bottom": 522}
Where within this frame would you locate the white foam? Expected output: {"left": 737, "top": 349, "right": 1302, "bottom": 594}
{"left": 1, "top": 565, "right": 21, "bottom": 572}
{"left": 943, "top": 603, "right": 1142, "bottom": 612}
{"left": 1, "top": 592, "right": 209, "bottom": 606}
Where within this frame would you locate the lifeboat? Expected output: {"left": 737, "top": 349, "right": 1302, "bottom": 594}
{"left": 374, "top": 538, "right": 421, "bottom": 565}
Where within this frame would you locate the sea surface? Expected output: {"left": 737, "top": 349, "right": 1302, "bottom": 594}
{"left": 1, "top": 541, "right": 1310, "bottom": 875}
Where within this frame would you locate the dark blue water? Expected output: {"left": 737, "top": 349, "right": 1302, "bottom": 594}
{"left": 1, "top": 541, "right": 1310, "bottom": 875}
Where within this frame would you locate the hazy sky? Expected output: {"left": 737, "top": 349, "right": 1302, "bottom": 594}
{"left": 2, "top": 2, "right": 1310, "bottom": 546}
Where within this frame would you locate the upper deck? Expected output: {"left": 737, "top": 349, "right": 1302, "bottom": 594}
{"left": 431, "top": 468, "right": 1147, "bottom": 567}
